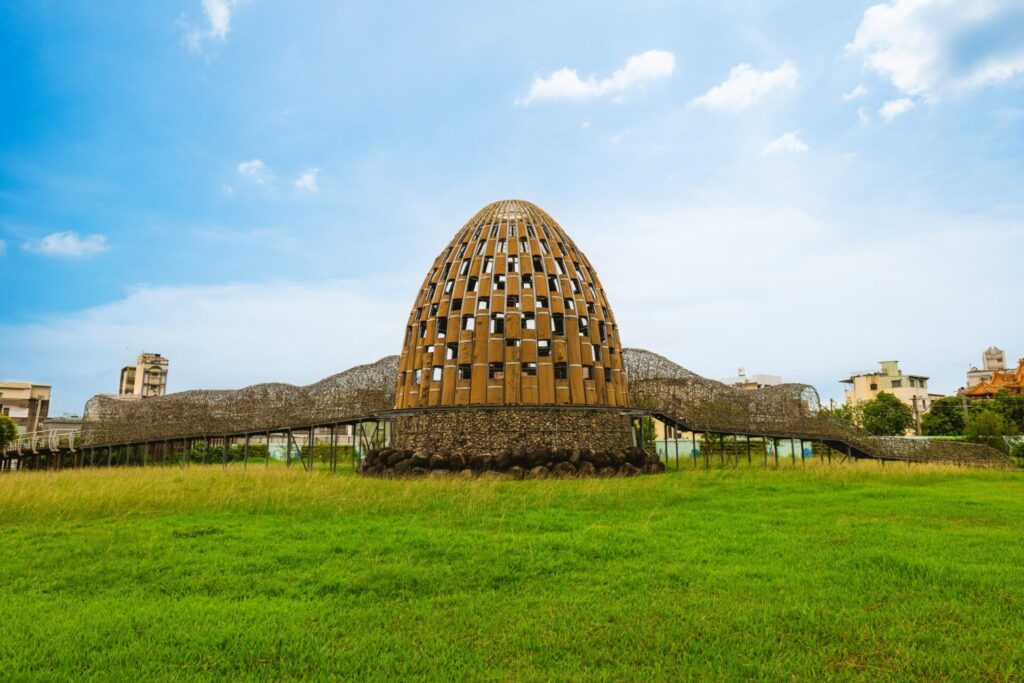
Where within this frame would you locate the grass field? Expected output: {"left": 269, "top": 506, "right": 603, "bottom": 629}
{"left": 1, "top": 465, "right": 1022, "bottom": 681}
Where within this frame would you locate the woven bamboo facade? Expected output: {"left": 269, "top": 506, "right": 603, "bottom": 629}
{"left": 394, "top": 200, "right": 628, "bottom": 408}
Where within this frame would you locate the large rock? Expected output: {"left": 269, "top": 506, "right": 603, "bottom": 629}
{"left": 528, "top": 465, "right": 549, "bottom": 479}
{"left": 551, "top": 462, "right": 576, "bottom": 477}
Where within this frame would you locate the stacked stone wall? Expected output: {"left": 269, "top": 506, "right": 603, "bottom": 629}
{"left": 392, "top": 407, "right": 632, "bottom": 456}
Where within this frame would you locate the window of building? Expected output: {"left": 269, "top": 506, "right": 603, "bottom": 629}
{"left": 589, "top": 284, "right": 597, "bottom": 298}
{"left": 405, "top": 326, "right": 412, "bottom": 344}
{"left": 425, "top": 283, "right": 436, "bottom": 300}
{"left": 532, "top": 255, "right": 544, "bottom": 272}
{"left": 467, "top": 277, "right": 478, "bottom": 292}
{"left": 526, "top": 224, "right": 536, "bottom": 237}
{"left": 436, "top": 317, "right": 447, "bottom": 337}
{"left": 413, "top": 369, "right": 422, "bottom": 385}
{"left": 555, "top": 258, "right": 566, "bottom": 275}
{"left": 459, "top": 259, "right": 470, "bottom": 275}
{"left": 547, "top": 276, "right": 559, "bottom": 293}
{"left": 475, "top": 241, "right": 485, "bottom": 256}
{"left": 523, "top": 362, "right": 537, "bottom": 376}
{"left": 456, "top": 243, "right": 467, "bottom": 259}
{"left": 579, "top": 316, "right": 589, "bottom": 336}
{"left": 429, "top": 303, "right": 439, "bottom": 316}
{"left": 490, "top": 223, "right": 500, "bottom": 237}
{"left": 440, "top": 263, "right": 451, "bottom": 279}
{"left": 458, "top": 364, "right": 472, "bottom": 380}
{"left": 891, "top": 380, "right": 902, "bottom": 388}
{"left": 490, "top": 313, "right": 505, "bottom": 334}
{"left": 443, "top": 279, "right": 454, "bottom": 294}
{"left": 565, "top": 298, "right": 575, "bottom": 310}
{"left": 557, "top": 241, "right": 566, "bottom": 254}
{"left": 552, "top": 313, "right": 565, "bottom": 335}
{"left": 524, "top": 312, "right": 536, "bottom": 330}
{"left": 478, "top": 298, "right": 489, "bottom": 310}
{"left": 489, "top": 362, "right": 504, "bottom": 379}
{"left": 472, "top": 226, "right": 483, "bottom": 240}
{"left": 554, "top": 362, "right": 568, "bottom": 379}
{"left": 506, "top": 338, "right": 520, "bottom": 347}
{"left": 542, "top": 225, "right": 552, "bottom": 239}
{"left": 540, "top": 240, "right": 551, "bottom": 254}
{"left": 508, "top": 255, "right": 518, "bottom": 272}
{"left": 497, "top": 239, "right": 506, "bottom": 252}
{"left": 593, "top": 344, "right": 602, "bottom": 362}
{"left": 494, "top": 274, "right": 506, "bottom": 290}
{"left": 574, "top": 262, "right": 584, "bottom": 279}
{"left": 537, "top": 296, "right": 549, "bottom": 309}
{"left": 570, "top": 278, "right": 581, "bottom": 294}
{"left": 538, "top": 340, "right": 551, "bottom": 356}
{"left": 418, "top": 321, "right": 427, "bottom": 338}
{"left": 507, "top": 295, "right": 519, "bottom": 309}
{"left": 461, "top": 315, "right": 475, "bottom": 331}
{"left": 519, "top": 238, "right": 528, "bottom": 252}
{"left": 425, "top": 344, "right": 435, "bottom": 355}
{"left": 483, "top": 257, "right": 494, "bottom": 273}
{"left": 582, "top": 366, "right": 594, "bottom": 380}
{"left": 451, "top": 298, "right": 462, "bottom": 311}
{"left": 598, "top": 321, "right": 606, "bottom": 342}
{"left": 522, "top": 274, "right": 533, "bottom": 289}
{"left": 508, "top": 223, "right": 517, "bottom": 237}
{"left": 446, "top": 343, "right": 458, "bottom": 360}
{"left": 870, "top": 383, "right": 878, "bottom": 391}
{"left": 431, "top": 366, "right": 443, "bottom": 382}
{"left": 604, "top": 367, "right": 612, "bottom": 382}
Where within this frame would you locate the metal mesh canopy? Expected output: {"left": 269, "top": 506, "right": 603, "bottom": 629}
{"left": 81, "top": 356, "right": 398, "bottom": 446}
{"left": 395, "top": 199, "right": 629, "bottom": 408}
{"left": 624, "top": 348, "right": 1013, "bottom": 467}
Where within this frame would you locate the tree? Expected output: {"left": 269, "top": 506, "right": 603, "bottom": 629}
{"left": 819, "top": 403, "right": 855, "bottom": 428}
{"left": 859, "top": 392, "right": 914, "bottom": 436}
{"left": 991, "top": 391, "right": 1024, "bottom": 433}
{"left": 0, "top": 414, "right": 17, "bottom": 451}
{"left": 964, "top": 411, "right": 1015, "bottom": 454}
{"left": 921, "top": 396, "right": 966, "bottom": 436}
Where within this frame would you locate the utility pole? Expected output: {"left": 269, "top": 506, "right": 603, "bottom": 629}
{"left": 912, "top": 395, "right": 921, "bottom": 435}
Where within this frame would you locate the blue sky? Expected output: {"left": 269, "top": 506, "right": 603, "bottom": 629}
{"left": 2, "top": 0, "right": 1023, "bottom": 414}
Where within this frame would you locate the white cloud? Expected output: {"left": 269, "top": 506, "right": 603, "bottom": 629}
{"left": 880, "top": 97, "right": 916, "bottom": 120}
{"left": 762, "top": 131, "right": 809, "bottom": 156}
{"left": 517, "top": 50, "right": 675, "bottom": 105}
{"left": 183, "top": 0, "right": 243, "bottom": 52}
{"left": 843, "top": 84, "right": 869, "bottom": 101}
{"left": 0, "top": 279, "right": 408, "bottom": 413}
{"left": 572, "top": 201, "right": 1023, "bottom": 405}
{"left": 857, "top": 107, "right": 871, "bottom": 124}
{"left": 691, "top": 61, "right": 799, "bottom": 111}
{"left": 25, "top": 232, "right": 109, "bottom": 258}
{"left": 294, "top": 167, "right": 320, "bottom": 193}
{"left": 847, "top": 0, "right": 1024, "bottom": 101}
{"left": 237, "top": 158, "right": 269, "bottom": 184}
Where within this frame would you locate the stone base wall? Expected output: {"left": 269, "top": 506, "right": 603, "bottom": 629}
{"left": 392, "top": 407, "right": 633, "bottom": 456}
{"left": 359, "top": 407, "right": 664, "bottom": 478}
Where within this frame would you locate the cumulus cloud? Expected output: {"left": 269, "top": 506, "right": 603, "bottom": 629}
{"left": 880, "top": 97, "right": 916, "bottom": 120}
{"left": 25, "top": 232, "right": 108, "bottom": 258}
{"left": 762, "top": 131, "right": 809, "bottom": 156}
{"left": 182, "top": 0, "right": 243, "bottom": 52}
{"left": 843, "top": 84, "right": 869, "bottom": 101}
{"left": 237, "top": 158, "right": 269, "bottom": 184}
{"left": 847, "top": 0, "right": 1024, "bottom": 101}
{"left": 517, "top": 50, "right": 675, "bottom": 105}
{"left": 0, "top": 279, "right": 408, "bottom": 413}
{"left": 691, "top": 61, "right": 799, "bottom": 111}
{"left": 294, "top": 167, "right": 320, "bottom": 192}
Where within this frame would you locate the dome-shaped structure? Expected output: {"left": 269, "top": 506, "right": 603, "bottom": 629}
{"left": 395, "top": 200, "right": 627, "bottom": 409}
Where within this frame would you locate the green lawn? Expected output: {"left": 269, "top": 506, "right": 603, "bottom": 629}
{"left": 1, "top": 465, "right": 1022, "bottom": 681}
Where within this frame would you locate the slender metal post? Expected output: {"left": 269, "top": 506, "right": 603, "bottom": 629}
{"left": 266, "top": 432, "right": 271, "bottom": 468}
{"left": 330, "top": 424, "right": 337, "bottom": 473}
{"left": 243, "top": 434, "right": 249, "bottom": 471}
{"left": 309, "top": 426, "right": 315, "bottom": 472}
